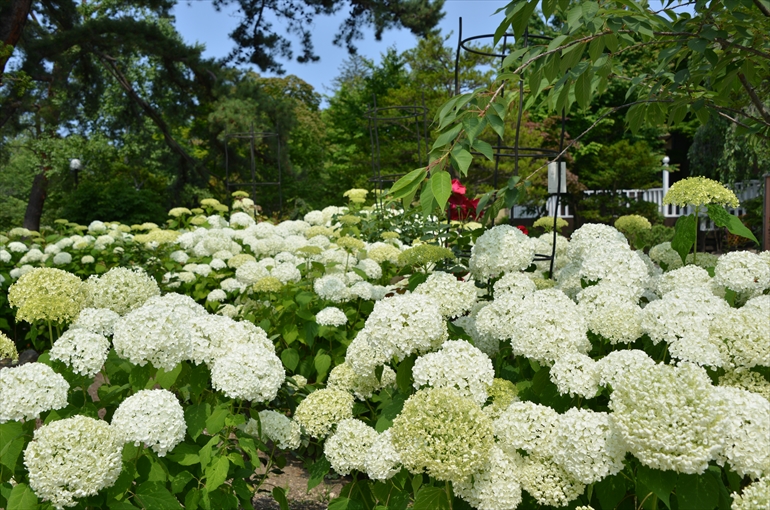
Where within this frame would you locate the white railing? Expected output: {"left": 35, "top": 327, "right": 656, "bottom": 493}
{"left": 514, "top": 180, "right": 763, "bottom": 227}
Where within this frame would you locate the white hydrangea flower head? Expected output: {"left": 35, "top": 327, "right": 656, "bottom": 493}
{"left": 390, "top": 387, "right": 494, "bottom": 483}
{"left": 567, "top": 223, "right": 628, "bottom": 261}
{"left": 206, "top": 289, "right": 227, "bottom": 303}
{"left": 577, "top": 282, "right": 643, "bottom": 344}
{"left": 719, "top": 369, "right": 770, "bottom": 402}
{"left": 656, "top": 265, "right": 712, "bottom": 295}
{"left": 0, "top": 249, "right": 11, "bottom": 262}
{"left": 731, "top": 477, "right": 770, "bottom": 510}
{"left": 112, "top": 293, "right": 205, "bottom": 371}
{"left": 314, "top": 274, "right": 351, "bottom": 303}
{"left": 596, "top": 349, "right": 656, "bottom": 388}
{"left": 494, "top": 401, "right": 559, "bottom": 457}
{"left": 271, "top": 262, "right": 301, "bottom": 284}
{"left": 412, "top": 340, "right": 494, "bottom": 405}
{"left": 316, "top": 306, "right": 348, "bottom": 327}
{"left": 19, "top": 247, "right": 45, "bottom": 264}
{"left": 364, "top": 429, "right": 402, "bottom": 481}
{"left": 344, "top": 329, "right": 391, "bottom": 377}
{"left": 8, "top": 241, "right": 27, "bottom": 253}
{"left": 493, "top": 271, "right": 537, "bottom": 299}
{"left": 190, "top": 315, "right": 273, "bottom": 366}
{"left": 649, "top": 241, "right": 683, "bottom": 271}
{"left": 235, "top": 261, "right": 270, "bottom": 286}
{"left": 169, "top": 250, "right": 189, "bottom": 264}
{"left": 293, "top": 388, "right": 354, "bottom": 439}
{"left": 713, "top": 386, "right": 770, "bottom": 479}
{"left": 327, "top": 362, "right": 395, "bottom": 400}
{"left": 609, "top": 362, "right": 727, "bottom": 473}
{"left": 550, "top": 352, "right": 601, "bottom": 398}
{"left": 356, "top": 258, "right": 382, "bottom": 280}
{"left": 552, "top": 408, "right": 627, "bottom": 484}
{"left": 709, "top": 306, "right": 770, "bottom": 370}
{"left": 111, "top": 389, "right": 185, "bottom": 456}
{"left": 53, "top": 252, "right": 72, "bottom": 265}
{"left": 714, "top": 251, "right": 770, "bottom": 295}
{"left": 24, "top": 415, "right": 123, "bottom": 509}
{"left": 578, "top": 244, "right": 650, "bottom": 288}
{"left": 518, "top": 455, "right": 585, "bottom": 507}
{"left": 453, "top": 445, "right": 524, "bottom": 510}
{"left": 471, "top": 293, "right": 526, "bottom": 345}
{"left": 642, "top": 286, "right": 730, "bottom": 367}
{"left": 507, "top": 289, "right": 590, "bottom": 366}
{"left": 304, "top": 210, "right": 325, "bottom": 225}
{"left": 84, "top": 267, "right": 160, "bottom": 315}
{"left": 220, "top": 278, "right": 245, "bottom": 294}
{"left": 555, "top": 260, "right": 586, "bottom": 300}
{"left": 453, "top": 302, "right": 501, "bottom": 357}
{"left": 70, "top": 307, "right": 120, "bottom": 337}
{"left": 362, "top": 293, "right": 448, "bottom": 361}
{"left": 324, "top": 418, "right": 379, "bottom": 476}
{"left": 50, "top": 328, "right": 110, "bottom": 377}
{"left": 229, "top": 211, "right": 255, "bottom": 228}
{"left": 469, "top": 225, "right": 536, "bottom": 280}
{"left": 210, "top": 343, "right": 284, "bottom": 402}
{"left": 532, "top": 233, "right": 571, "bottom": 274}
{"left": 243, "top": 410, "right": 301, "bottom": 450}
{"left": 0, "top": 362, "right": 69, "bottom": 422}
{"left": 367, "top": 243, "right": 402, "bottom": 264}
{"left": 413, "top": 271, "right": 477, "bottom": 318}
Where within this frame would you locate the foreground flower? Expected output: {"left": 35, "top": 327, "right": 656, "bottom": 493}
{"left": 243, "top": 410, "right": 301, "bottom": 450}
{"left": 111, "top": 389, "right": 186, "bottom": 456}
{"left": 390, "top": 387, "right": 494, "bottom": 483}
{"left": 293, "top": 388, "right": 354, "bottom": 439}
{"left": 0, "top": 362, "right": 69, "bottom": 423}
{"left": 412, "top": 340, "right": 494, "bottom": 405}
{"left": 8, "top": 267, "right": 85, "bottom": 324}
{"left": 84, "top": 267, "right": 160, "bottom": 316}
{"left": 50, "top": 328, "right": 110, "bottom": 378}
{"left": 662, "top": 176, "right": 739, "bottom": 208}
{"left": 469, "top": 225, "right": 535, "bottom": 279}
{"left": 453, "top": 445, "right": 524, "bottom": 510}
{"left": 24, "top": 415, "right": 123, "bottom": 509}
{"left": 324, "top": 418, "right": 379, "bottom": 476}
{"left": 210, "top": 343, "right": 284, "bottom": 402}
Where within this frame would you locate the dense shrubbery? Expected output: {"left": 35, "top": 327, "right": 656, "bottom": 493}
{"left": 0, "top": 187, "right": 768, "bottom": 510}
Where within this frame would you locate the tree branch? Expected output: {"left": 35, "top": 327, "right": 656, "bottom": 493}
{"left": 737, "top": 72, "right": 770, "bottom": 126}
{"left": 752, "top": 0, "right": 770, "bottom": 17}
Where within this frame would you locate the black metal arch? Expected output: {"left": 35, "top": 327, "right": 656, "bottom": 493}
{"left": 224, "top": 126, "right": 283, "bottom": 213}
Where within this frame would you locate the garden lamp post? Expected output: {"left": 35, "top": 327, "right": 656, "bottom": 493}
{"left": 662, "top": 156, "right": 670, "bottom": 196}
{"left": 70, "top": 158, "right": 82, "bottom": 188}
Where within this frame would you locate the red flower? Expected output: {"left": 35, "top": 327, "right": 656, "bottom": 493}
{"left": 451, "top": 179, "right": 467, "bottom": 195}
{"left": 516, "top": 225, "right": 529, "bottom": 236}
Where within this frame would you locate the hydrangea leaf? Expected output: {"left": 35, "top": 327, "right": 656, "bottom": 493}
{"left": 204, "top": 455, "right": 230, "bottom": 491}
{"left": 135, "top": 481, "right": 182, "bottom": 509}
{"left": 671, "top": 214, "right": 697, "bottom": 265}
{"left": 6, "top": 483, "right": 38, "bottom": 510}
{"left": 183, "top": 402, "right": 210, "bottom": 441}
{"left": 0, "top": 422, "right": 25, "bottom": 472}
{"left": 596, "top": 472, "right": 627, "bottom": 510}
{"left": 307, "top": 456, "right": 331, "bottom": 491}
{"left": 281, "top": 348, "right": 299, "bottom": 372}
{"left": 413, "top": 486, "right": 451, "bottom": 510}
{"left": 637, "top": 464, "right": 677, "bottom": 509}
{"left": 272, "top": 487, "right": 290, "bottom": 510}
{"left": 677, "top": 472, "right": 719, "bottom": 510}
{"left": 705, "top": 205, "right": 759, "bottom": 244}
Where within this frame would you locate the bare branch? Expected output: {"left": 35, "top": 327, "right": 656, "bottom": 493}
{"left": 737, "top": 72, "right": 770, "bottom": 125}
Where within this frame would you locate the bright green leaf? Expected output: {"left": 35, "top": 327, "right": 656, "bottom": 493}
{"left": 281, "top": 348, "right": 299, "bottom": 372}
{"left": 706, "top": 205, "right": 759, "bottom": 244}
{"left": 637, "top": 465, "right": 677, "bottom": 509}
{"left": 430, "top": 170, "right": 453, "bottom": 212}
{"left": 308, "top": 456, "right": 331, "bottom": 491}
{"left": 184, "top": 403, "right": 210, "bottom": 441}
{"left": 204, "top": 455, "right": 230, "bottom": 491}
{"left": 135, "top": 481, "right": 183, "bottom": 510}
{"left": 272, "top": 487, "right": 290, "bottom": 510}
{"left": 671, "top": 214, "right": 697, "bottom": 265}
{"left": 413, "top": 486, "right": 451, "bottom": 510}
{"left": 6, "top": 483, "right": 38, "bottom": 510}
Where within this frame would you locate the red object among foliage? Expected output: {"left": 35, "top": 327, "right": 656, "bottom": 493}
{"left": 448, "top": 179, "right": 480, "bottom": 220}
{"left": 516, "top": 225, "right": 529, "bottom": 236}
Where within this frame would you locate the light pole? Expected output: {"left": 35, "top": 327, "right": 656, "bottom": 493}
{"left": 662, "top": 156, "right": 670, "bottom": 196}
{"left": 70, "top": 158, "right": 82, "bottom": 188}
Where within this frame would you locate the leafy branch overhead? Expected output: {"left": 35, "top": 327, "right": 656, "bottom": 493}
{"left": 388, "top": 0, "right": 770, "bottom": 217}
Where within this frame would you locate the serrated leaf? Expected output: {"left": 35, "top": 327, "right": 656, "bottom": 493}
{"left": 413, "top": 486, "right": 450, "bottom": 510}
{"left": 432, "top": 123, "right": 463, "bottom": 150}
{"left": 472, "top": 139, "right": 495, "bottom": 162}
{"left": 430, "top": 170, "right": 453, "bottom": 211}
{"left": 205, "top": 407, "right": 228, "bottom": 435}
{"left": 420, "top": 181, "right": 436, "bottom": 216}
{"left": 135, "top": 481, "right": 183, "bottom": 509}
{"left": 308, "top": 456, "right": 331, "bottom": 491}
{"left": 637, "top": 465, "right": 677, "bottom": 509}
{"left": 451, "top": 149, "right": 473, "bottom": 176}
{"left": 706, "top": 205, "right": 759, "bottom": 244}
{"left": 487, "top": 113, "right": 505, "bottom": 139}
{"left": 0, "top": 421, "right": 25, "bottom": 472}
{"left": 511, "top": 0, "right": 539, "bottom": 39}
{"left": 281, "top": 348, "right": 299, "bottom": 372}
{"left": 542, "top": 0, "right": 557, "bottom": 19}
{"left": 314, "top": 354, "right": 332, "bottom": 381}
{"left": 388, "top": 168, "right": 427, "bottom": 200}
{"left": 671, "top": 214, "right": 697, "bottom": 265}
{"left": 205, "top": 455, "right": 230, "bottom": 491}
{"left": 6, "top": 483, "right": 38, "bottom": 510}
{"left": 575, "top": 68, "right": 594, "bottom": 109}
{"left": 184, "top": 403, "right": 210, "bottom": 441}
{"left": 155, "top": 363, "right": 182, "bottom": 390}
{"left": 566, "top": 5, "right": 583, "bottom": 29}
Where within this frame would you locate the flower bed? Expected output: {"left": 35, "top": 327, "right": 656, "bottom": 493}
{"left": 0, "top": 193, "right": 768, "bottom": 510}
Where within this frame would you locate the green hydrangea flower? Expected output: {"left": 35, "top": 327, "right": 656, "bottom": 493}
{"left": 8, "top": 268, "right": 85, "bottom": 324}
{"left": 663, "top": 177, "right": 739, "bottom": 208}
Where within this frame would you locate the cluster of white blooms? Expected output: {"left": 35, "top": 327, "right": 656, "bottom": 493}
{"left": 714, "top": 250, "right": 770, "bottom": 295}
{"left": 719, "top": 369, "right": 770, "bottom": 401}
{"left": 210, "top": 343, "right": 284, "bottom": 402}
{"left": 293, "top": 388, "right": 354, "bottom": 439}
{"left": 344, "top": 330, "right": 391, "bottom": 377}
{"left": 655, "top": 265, "right": 713, "bottom": 295}
{"left": 578, "top": 244, "right": 650, "bottom": 288}
{"left": 111, "top": 389, "right": 186, "bottom": 456}
{"left": 50, "top": 328, "right": 110, "bottom": 377}
{"left": 518, "top": 455, "right": 585, "bottom": 507}
{"left": 709, "top": 304, "right": 770, "bottom": 369}
{"left": 567, "top": 223, "right": 628, "bottom": 259}
{"left": 84, "top": 267, "right": 160, "bottom": 315}
{"left": 493, "top": 271, "right": 537, "bottom": 298}
{"left": 552, "top": 408, "right": 626, "bottom": 484}
{"left": 577, "top": 282, "right": 643, "bottom": 344}
{"left": 327, "top": 362, "right": 396, "bottom": 400}
{"left": 413, "top": 271, "right": 477, "bottom": 318}
{"left": 0, "top": 362, "right": 69, "bottom": 422}
{"left": 113, "top": 293, "right": 205, "bottom": 371}
{"left": 70, "top": 307, "right": 120, "bottom": 336}
{"left": 235, "top": 261, "right": 270, "bottom": 285}
{"left": 469, "top": 225, "right": 535, "bottom": 279}
{"left": 609, "top": 362, "right": 727, "bottom": 473}
{"left": 412, "top": 340, "right": 494, "bottom": 405}
{"left": 313, "top": 274, "right": 351, "bottom": 302}
{"left": 494, "top": 401, "right": 559, "bottom": 457}
{"left": 24, "top": 415, "right": 123, "bottom": 509}
{"left": 316, "top": 306, "right": 348, "bottom": 327}
{"left": 550, "top": 352, "right": 601, "bottom": 398}
{"left": 595, "top": 349, "right": 657, "bottom": 388}
{"left": 713, "top": 386, "right": 770, "bottom": 479}
{"left": 731, "top": 477, "right": 770, "bottom": 510}
{"left": 532, "top": 233, "right": 571, "bottom": 273}
{"left": 363, "top": 429, "right": 402, "bottom": 481}
{"left": 189, "top": 314, "right": 273, "bottom": 366}
{"left": 453, "top": 446, "right": 524, "bottom": 510}
{"left": 243, "top": 410, "right": 301, "bottom": 450}
{"left": 361, "top": 293, "right": 447, "bottom": 361}
{"left": 324, "top": 418, "right": 379, "bottom": 476}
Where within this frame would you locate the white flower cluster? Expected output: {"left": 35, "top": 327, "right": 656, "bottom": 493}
{"left": 85, "top": 267, "right": 160, "bottom": 315}
{"left": 413, "top": 271, "right": 477, "bottom": 318}
{"left": 316, "top": 306, "right": 348, "bottom": 327}
{"left": 577, "top": 282, "right": 643, "bottom": 344}
{"left": 714, "top": 250, "right": 770, "bottom": 295}
{"left": 243, "top": 410, "right": 301, "bottom": 450}
{"left": 111, "top": 389, "right": 186, "bottom": 456}
{"left": 0, "top": 362, "right": 69, "bottom": 423}
{"left": 24, "top": 415, "right": 123, "bottom": 509}
{"left": 50, "top": 328, "right": 110, "bottom": 377}
{"left": 731, "top": 477, "right": 770, "bottom": 510}
{"left": 327, "top": 362, "right": 396, "bottom": 400}
{"left": 210, "top": 343, "right": 284, "bottom": 402}
{"left": 363, "top": 429, "right": 402, "bottom": 481}
{"left": 550, "top": 352, "right": 600, "bottom": 398}
{"left": 70, "top": 307, "right": 121, "bottom": 337}
{"left": 293, "top": 388, "right": 354, "bottom": 439}
{"left": 412, "top": 340, "right": 494, "bottom": 405}
{"left": 452, "top": 446, "right": 524, "bottom": 510}
{"left": 324, "top": 418, "right": 379, "bottom": 476}
{"left": 469, "top": 225, "right": 535, "bottom": 280}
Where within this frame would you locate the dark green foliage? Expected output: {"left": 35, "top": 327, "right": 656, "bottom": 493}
{"left": 58, "top": 179, "right": 167, "bottom": 226}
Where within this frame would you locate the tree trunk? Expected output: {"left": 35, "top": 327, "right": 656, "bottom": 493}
{"left": 23, "top": 172, "right": 47, "bottom": 231}
{"left": 0, "top": 0, "right": 33, "bottom": 83}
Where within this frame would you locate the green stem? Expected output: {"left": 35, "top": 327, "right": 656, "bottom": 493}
{"left": 48, "top": 320, "right": 54, "bottom": 349}
{"left": 693, "top": 205, "right": 699, "bottom": 265}
{"left": 445, "top": 481, "right": 453, "bottom": 509}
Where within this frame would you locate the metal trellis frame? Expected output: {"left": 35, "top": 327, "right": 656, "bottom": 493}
{"left": 224, "top": 125, "right": 283, "bottom": 213}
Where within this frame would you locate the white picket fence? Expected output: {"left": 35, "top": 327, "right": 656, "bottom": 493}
{"left": 514, "top": 180, "right": 762, "bottom": 230}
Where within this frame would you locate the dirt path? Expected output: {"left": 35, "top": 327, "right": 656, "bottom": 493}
{"left": 252, "top": 456, "right": 349, "bottom": 510}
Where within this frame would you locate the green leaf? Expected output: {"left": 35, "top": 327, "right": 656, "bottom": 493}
{"left": 451, "top": 149, "right": 473, "bottom": 176}
{"left": 596, "top": 473, "right": 627, "bottom": 510}
{"left": 420, "top": 181, "right": 437, "bottom": 217}
{"left": 542, "top": 0, "right": 557, "bottom": 19}
{"left": 135, "top": 481, "right": 183, "bottom": 509}
{"left": 637, "top": 465, "right": 677, "bottom": 509}
{"left": 166, "top": 443, "right": 200, "bottom": 466}
{"left": 281, "top": 348, "right": 299, "bottom": 372}
{"left": 314, "top": 353, "right": 332, "bottom": 381}
{"left": 432, "top": 123, "right": 463, "bottom": 150}
{"left": 204, "top": 455, "right": 230, "bottom": 491}
{"left": 677, "top": 472, "right": 719, "bottom": 510}
{"left": 511, "top": 0, "right": 539, "bottom": 39}
{"left": 413, "top": 486, "right": 451, "bottom": 510}
{"left": 706, "top": 205, "right": 759, "bottom": 244}
{"left": 6, "top": 483, "right": 38, "bottom": 510}
{"left": 205, "top": 407, "right": 228, "bottom": 435}
{"left": 156, "top": 363, "right": 183, "bottom": 390}
{"left": 184, "top": 403, "right": 210, "bottom": 441}
{"left": 129, "top": 363, "right": 152, "bottom": 392}
{"left": 396, "top": 356, "right": 416, "bottom": 394}
{"left": 487, "top": 113, "right": 505, "bottom": 139}
{"left": 430, "top": 171, "right": 453, "bottom": 211}
{"left": 171, "top": 470, "right": 195, "bottom": 494}
{"left": 388, "top": 168, "right": 427, "bottom": 200}
{"left": 272, "top": 487, "right": 290, "bottom": 510}
{"left": 328, "top": 497, "right": 365, "bottom": 510}
{"left": 307, "top": 456, "right": 331, "bottom": 491}
{"left": 574, "top": 68, "right": 594, "bottom": 110}
{"left": 671, "top": 214, "right": 697, "bottom": 265}
{"left": 0, "top": 421, "right": 25, "bottom": 472}
{"left": 472, "top": 139, "right": 494, "bottom": 162}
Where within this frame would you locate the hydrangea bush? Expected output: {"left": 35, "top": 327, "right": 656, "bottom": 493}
{"left": 0, "top": 188, "right": 768, "bottom": 510}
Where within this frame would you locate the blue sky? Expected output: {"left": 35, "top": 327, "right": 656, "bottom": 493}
{"left": 171, "top": 0, "right": 511, "bottom": 97}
